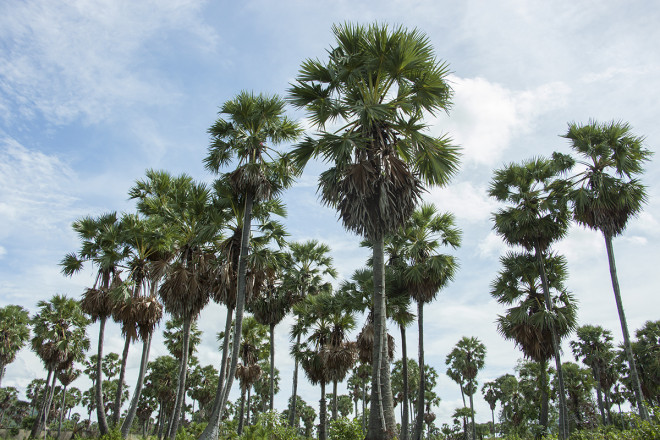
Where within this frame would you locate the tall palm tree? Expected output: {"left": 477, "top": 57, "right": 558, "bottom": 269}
{"left": 0, "top": 305, "right": 30, "bottom": 387}
{"left": 491, "top": 252, "right": 577, "bottom": 435}
{"left": 61, "top": 211, "right": 127, "bottom": 435}
{"left": 563, "top": 120, "right": 652, "bottom": 420}
{"left": 446, "top": 337, "right": 486, "bottom": 440}
{"left": 200, "top": 91, "right": 301, "bottom": 440}
{"left": 489, "top": 154, "right": 574, "bottom": 439}
{"left": 130, "top": 171, "right": 222, "bottom": 440}
{"left": 283, "top": 240, "right": 336, "bottom": 426}
{"left": 570, "top": 325, "right": 615, "bottom": 425}
{"left": 289, "top": 23, "right": 460, "bottom": 440}
{"left": 399, "top": 204, "right": 461, "bottom": 440}
{"left": 29, "top": 294, "right": 90, "bottom": 438}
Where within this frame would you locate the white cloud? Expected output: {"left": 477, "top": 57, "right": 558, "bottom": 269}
{"left": 431, "top": 75, "right": 570, "bottom": 167}
{"left": 0, "top": 0, "right": 218, "bottom": 125}
{"left": 426, "top": 181, "right": 497, "bottom": 225}
{"left": 477, "top": 231, "right": 507, "bottom": 259}
{"left": 0, "top": 246, "right": 6, "bottom": 258}
{"left": 0, "top": 137, "right": 78, "bottom": 240}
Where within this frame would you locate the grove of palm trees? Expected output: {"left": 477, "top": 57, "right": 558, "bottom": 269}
{"left": 1, "top": 9, "right": 659, "bottom": 440}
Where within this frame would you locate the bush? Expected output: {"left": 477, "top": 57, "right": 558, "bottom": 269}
{"left": 241, "top": 411, "right": 302, "bottom": 440}
{"left": 99, "top": 428, "right": 123, "bottom": 440}
{"left": 328, "top": 417, "right": 362, "bottom": 440}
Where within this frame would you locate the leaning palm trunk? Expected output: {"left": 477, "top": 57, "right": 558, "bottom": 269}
{"left": 30, "top": 368, "right": 54, "bottom": 438}
{"left": 400, "top": 324, "right": 409, "bottom": 440}
{"left": 167, "top": 316, "right": 192, "bottom": 440}
{"left": 122, "top": 332, "right": 153, "bottom": 438}
{"left": 199, "top": 194, "right": 253, "bottom": 440}
{"left": 197, "top": 306, "right": 233, "bottom": 440}
{"left": 604, "top": 234, "right": 648, "bottom": 420}
{"left": 57, "top": 384, "right": 69, "bottom": 438}
{"left": 96, "top": 316, "right": 110, "bottom": 435}
{"left": 113, "top": 335, "right": 131, "bottom": 426}
{"left": 534, "top": 243, "right": 569, "bottom": 440}
{"left": 288, "top": 333, "right": 301, "bottom": 427}
{"left": 413, "top": 301, "right": 425, "bottom": 440}
{"left": 367, "top": 235, "right": 396, "bottom": 439}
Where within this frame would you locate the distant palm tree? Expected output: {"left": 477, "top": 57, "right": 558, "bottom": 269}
{"left": 130, "top": 170, "right": 222, "bottom": 439}
{"left": 289, "top": 23, "right": 459, "bottom": 440}
{"left": 61, "top": 211, "right": 127, "bottom": 435}
{"left": 292, "top": 292, "right": 356, "bottom": 440}
{"left": 491, "top": 252, "right": 577, "bottom": 433}
{"left": 446, "top": 337, "right": 486, "bottom": 440}
{"left": 200, "top": 91, "right": 301, "bottom": 440}
{"left": 0, "top": 305, "right": 30, "bottom": 387}
{"left": 30, "top": 294, "right": 90, "bottom": 438}
{"left": 563, "top": 120, "right": 653, "bottom": 420}
{"left": 489, "top": 154, "right": 574, "bottom": 440}
{"left": 56, "top": 367, "right": 81, "bottom": 438}
{"left": 235, "top": 317, "right": 267, "bottom": 434}
{"left": 570, "top": 325, "right": 616, "bottom": 424}
{"left": 399, "top": 204, "right": 461, "bottom": 440}
{"left": 481, "top": 381, "right": 498, "bottom": 435}
{"left": 284, "top": 240, "right": 336, "bottom": 426}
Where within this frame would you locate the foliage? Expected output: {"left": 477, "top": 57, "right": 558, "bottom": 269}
{"left": 328, "top": 417, "right": 363, "bottom": 440}
{"left": 98, "top": 428, "right": 123, "bottom": 440}
{"left": 240, "top": 410, "right": 302, "bottom": 440}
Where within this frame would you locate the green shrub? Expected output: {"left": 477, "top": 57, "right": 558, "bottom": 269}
{"left": 328, "top": 417, "right": 362, "bottom": 440}
{"left": 241, "top": 411, "right": 301, "bottom": 440}
{"left": 99, "top": 428, "right": 122, "bottom": 440}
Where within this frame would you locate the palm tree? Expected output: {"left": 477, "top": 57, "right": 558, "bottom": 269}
{"left": 482, "top": 381, "right": 498, "bottom": 435}
{"left": 489, "top": 154, "right": 574, "bottom": 439}
{"left": 570, "top": 325, "right": 615, "bottom": 425}
{"left": 61, "top": 211, "right": 127, "bottom": 435}
{"left": 117, "top": 213, "right": 166, "bottom": 438}
{"left": 56, "top": 367, "right": 81, "bottom": 438}
{"left": 289, "top": 23, "right": 460, "bottom": 440}
{"left": 130, "top": 171, "right": 222, "bottom": 439}
{"left": 563, "top": 120, "right": 652, "bottom": 420}
{"left": 29, "top": 294, "right": 90, "bottom": 438}
{"left": 490, "top": 252, "right": 577, "bottom": 435}
{"left": 200, "top": 91, "right": 301, "bottom": 440}
{"left": 283, "top": 239, "right": 336, "bottom": 426}
{"left": 399, "top": 204, "right": 461, "bottom": 440}
{"left": 446, "top": 337, "right": 486, "bottom": 440}
{"left": 234, "top": 316, "right": 267, "bottom": 434}
{"left": 292, "top": 292, "right": 356, "bottom": 440}
{"left": 0, "top": 305, "right": 30, "bottom": 387}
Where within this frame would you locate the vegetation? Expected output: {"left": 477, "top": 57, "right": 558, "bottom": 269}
{"left": 1, "top": 21, "right": 657, "bottom": 440}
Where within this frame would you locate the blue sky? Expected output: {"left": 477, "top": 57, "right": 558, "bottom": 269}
{"left": 1, "top": 0, "right": 659, "bottom": 427}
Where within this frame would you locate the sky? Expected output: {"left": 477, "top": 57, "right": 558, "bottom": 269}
{"left": 1, "top": 0, "right": 659, "bottom": 429}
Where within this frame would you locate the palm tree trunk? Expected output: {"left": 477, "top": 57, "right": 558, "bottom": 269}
{"left": 319, "top": 382, "right": 327, "bottom": 440}
{"left": 604, "top": 233, "right": 648, "bottom": 421}
{"left": 122, "top": 332, "right": 153, "bottom": 438}
{"left": 400, "top": 324, "right": 409, "bottom": 440}
{"left": 539, "top": 359, "right": 549, "bottom": 430}
{"left": 197, "top": 306, "right": 233, "bottom": 440}
{"left": 603, "top": 389, "right": 613, "bottom": 424}
{"left": 167, "top": 316, "right": 192, "bottom": 440}
{"left": 269, "top": 322, "right": 275, "bottom": 411}
{"left": 30, "top": 368, "right": 53, "bottom": 438}
{"left": 0, "top": 362, "right": 5, "bottom": 388}
{"left": 413, "top": 301, "right": 425, "bottom": 440}
{"left": 156, "top": 402, "right": 165, "bottom": 440}
{"left": 96, "top": 316, "right": 110, "bottom": 435}
{"left": 112, "top": 335, "right": 131, "bottom": 427}
{"left": 246, "top": 386, "right": 251, "bottom": 428}
{"left": 288, "top": 333, "right": 301, "bottom": 427}
{"left": 332, "top": 380, "right": 338, "bottom": 421}
{"left": 237, "top": 386, "right": 247, "bottom": 435}
{"left": 469, "top": 379, "right": 477, "bottom": 440}
{"left": 534, "top": 243, "right": 569, "bottom": 440}
{"left": 57, "top": 384, "right": 68, "bottom": 439}
{"left": 361, "top": 379, "right": 366, "bottom": 433}
{"left": 367, "top": 233, "right": 395, "bottom": 439}
{"left": 218, "top": 193, "right": 254, "bottom": 415}
{"left": 491, "top": 407, "right": 495, "bottom": 435}
{"left": 593, "top": 366, "right": 606, "bottom": 425}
